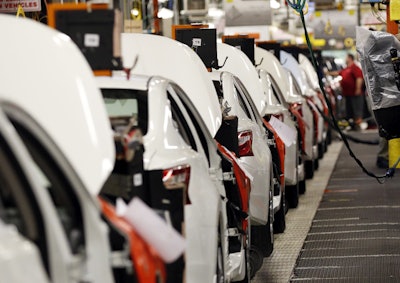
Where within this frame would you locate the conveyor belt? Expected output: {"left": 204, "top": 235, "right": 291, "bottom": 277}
{"left": 291, "top": 133, "right": 400, "bottom": 282}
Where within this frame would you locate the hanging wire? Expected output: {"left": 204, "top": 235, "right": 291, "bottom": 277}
{"left": 371, "top": 4, "right": 386, "bottom": 24}
{"left": 287, "top": 0, "right": 395, "bottom": 183}
{"left": 286, "top": 0, "right": 307, "bottom": 13}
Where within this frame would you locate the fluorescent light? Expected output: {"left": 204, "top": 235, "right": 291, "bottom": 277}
{"left": 158, "top": 7, "right": 174, "bottom": 19}
{"left": 208, "top": 7, "right": 225, "bottom": 18}
{"left": 271, "top": 0, "right": 281, "bottom": 9}
{"left": 130, "top": 8, "right": 140, "bottom": 17}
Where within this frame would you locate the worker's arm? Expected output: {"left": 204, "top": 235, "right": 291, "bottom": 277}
{"left": 325, "top": 70, "right": 340, "bottom": 76}
{"left": 355, "top": 77, "right": 364, "bottom": 96}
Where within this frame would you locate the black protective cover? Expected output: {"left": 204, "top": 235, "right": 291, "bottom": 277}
{"left": 101, "top": 139, "right": 146, "bottom": 203}
{"left": 281, "top": 45, "right": 300, "bottom": 62}
{"left": 224, "top": 37, "right": 255, "bottom": 65}
{"left": 374, "top": 105, "right": 400, "bottom": 140}
{"left": 215, "top": 116, "right": 240, "bottom": 156}
{"left": 257, "top": 41, "right": 281, "bottom": 61}
{"left": 54, "top": 9, "right": 120, "bottom": 70}
{"left": 145, "top": 170, "right": 184, "bottom": 283}
{"left": 175, "top": 28, "right": 218, "bottom": 69}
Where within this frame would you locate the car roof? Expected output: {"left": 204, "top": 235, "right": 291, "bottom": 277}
{"left": 255, "top": 47, "right": 292, "bottom": 101}
{"left": 120, "top": 33, "right": 222, "bottom": 137}
{"left": 280, "top": 51, "right": 315, "bottom": 96}
{"left": 217, "top": 43, "right": 266, "bottom": 116}
{"left": 122, "top": 33, "right": 222, "bottom": 136}
{"left": 299, "top": 54, "right": 320, "bottom": 90}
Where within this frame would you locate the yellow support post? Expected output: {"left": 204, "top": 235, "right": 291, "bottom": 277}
{"left": 389, "top": 0, "right": 400, "bottom": 22}
{"left": 389, "top": 139, "right": 400, "bottom": 168}
{"left": 386, "top": 1, "right": 400, "bottom": 168}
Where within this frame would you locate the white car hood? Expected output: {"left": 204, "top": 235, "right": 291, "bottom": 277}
{"left": 121, "top": 33, "right": 222, "bottom": 137}
{"left": 280, "top": 51, "right": 316, "bottom": 98}
{"left": 299, "top": 53, "right": 320, "bottom": 91}
{"left": 284, "top": 69, "right": 306, "bottom": 104}
{"left": 255, "top": 47, "right": 292, "bottom": 102}
{"left": 255, "top": 47, "right": 304, "bottom": 104}
{"left": 0, "top": 15, "right": 115, "bottom": 196}
{"left": 217, "top": 43, "right": 267, "bottom": 116}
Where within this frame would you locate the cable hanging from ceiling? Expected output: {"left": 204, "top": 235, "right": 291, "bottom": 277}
{"left": 286, "top": 0, "right": 399, "bottom": 183}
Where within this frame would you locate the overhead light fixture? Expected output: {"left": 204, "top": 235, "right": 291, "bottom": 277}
{"left": 130, "top": 8, "right": 140, "bottom": 17}
{"left": 130, "top": 0, "right": 142, "bottom": 19}
{"left": 158, "top": 7, "right": 174, "bottom": 19}
{"left": 208, "top": 7, "right": 225, "bottom": 18}
{"left": 328, "top": 38, "right": 337, "bottom": 46}
{"left": 270, "top": 0, "right": 281, "bottom": 9}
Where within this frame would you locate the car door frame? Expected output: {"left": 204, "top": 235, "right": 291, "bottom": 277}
{"left": 1, "top": 102, "right": 114, "bottom": 283}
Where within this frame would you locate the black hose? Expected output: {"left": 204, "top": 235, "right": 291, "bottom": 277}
{"left": 313, "top": 102, "right": 379, "bottom": 145}
{"left": 298, "top": 10, "right": 391, "bottom": 183}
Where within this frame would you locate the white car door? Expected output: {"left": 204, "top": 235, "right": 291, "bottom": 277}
{"left": 232, "top": 77, "right": 274, "bottom": 222}
{"left": 2, "top": 105, "right": 115, "bottom": 283}
{"left": 0, "top": 110, "right": 50, "bottom": 283}
{"left": 166, "top": 84, "right": 226, "bottom": 283}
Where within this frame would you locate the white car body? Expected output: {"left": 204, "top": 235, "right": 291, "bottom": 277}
{"left": 299, "top": 53, "right": 331, "bottom": 147}
{"left": 257, "top": 69, "right": 299, "bottom": 186}
{"left": 97, "top": 75, "right": 235, "bottom": 282}
{"left": 120, "top": 33, "right": 248, "bottom": 282}
{"left": 254, "top": 47, "right": 315, "bottom": 162}
{"left": 121, "top": 33, "right": 221, "bottom": 137}
{"left": 280, "top": 51, "right": 325, "bottom": 149}
{"left": 299, "top": 53, "right": 321, "bottom": 91}
{"left": 210, "top": 70, "right": 272, "bottom": 223}
{"left": 0, "top": 15, "right": 116, "bottom": 283}
{"left": 285, "top": 69, "right": 317, "bottom": 162}
{"left": 216, "top": 43, "right": 281, "bottom": 215}
{"left": 254, "top": 47, "right": 307, "bottom": 183}
{"left": 0, "top": 169, "right": 49, "bottom": 283}
{"left": 284, "top": 68, "right": 318, "bottom": 163}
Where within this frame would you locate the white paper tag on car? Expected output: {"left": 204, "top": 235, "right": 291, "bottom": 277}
{"left": 192, "top": 38, "right": 202, "bottom": 47}
{"left": 116, "top": 198, "right": 128, "bottom": 217}
{"left": 269, "top": 116, "right": 297, "bottom": 147}
{"left": 122, "top": 197, "right": 186, "bottom": 263}
{"left": 133, "top": 173, "right": 143, "bottom": 187}
{"left": 84, "top": 33, "right": 100, "bottom": 48}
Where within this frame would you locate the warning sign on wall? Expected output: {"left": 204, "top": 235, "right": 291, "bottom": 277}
{"left": 0, "top": 0, "right": 41, "bottom": 12}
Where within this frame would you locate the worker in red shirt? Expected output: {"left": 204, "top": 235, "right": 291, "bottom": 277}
{"left": 329, "top": 54, "right": 365, "bottom": 130}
